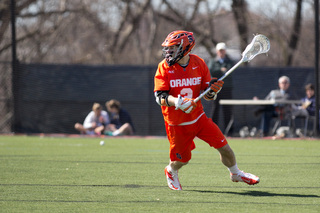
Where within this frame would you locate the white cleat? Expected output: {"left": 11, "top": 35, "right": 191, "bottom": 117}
{"left": 164, "top": 166, "right": 182, "bottom": 190}
{"left": 231, "top": 171, "right": 260, "bottom": 185}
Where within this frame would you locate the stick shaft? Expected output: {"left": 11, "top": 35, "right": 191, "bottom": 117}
{"left": 194, "top": 60, "right": 243, "bottom": 103}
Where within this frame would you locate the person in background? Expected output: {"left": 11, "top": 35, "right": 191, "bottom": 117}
{"left": 208, "top": 42, "right": 234, "bottom": 135}
{"left": 74, "top": 103, "right": 109, "bottom": 135}
{"left": 254, "top": 76, "right": 296, "bottom": 136}
{"left": 292, "top": 83, "right": 316, "bottom": 118}
{"left": 104, "top": 99, "right": 134, "bottom": 136}
{"left": 290, "top": 83, "right": 317, "bottom": 136}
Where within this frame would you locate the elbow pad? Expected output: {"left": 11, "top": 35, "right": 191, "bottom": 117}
{"left": 155, "top": 91, "right": 171, "bottom": 106}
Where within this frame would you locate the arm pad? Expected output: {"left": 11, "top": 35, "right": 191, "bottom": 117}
{"left": 155, "top": 91, "right": 171, "bottom": 106}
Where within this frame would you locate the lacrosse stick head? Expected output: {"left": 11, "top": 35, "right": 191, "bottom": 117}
{"left": 241, "top": 34, "right": 270, "bottom": 62}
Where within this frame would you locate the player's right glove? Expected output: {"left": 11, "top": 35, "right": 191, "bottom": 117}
{"left": 175, "top": 95, "right": 197, "bottom": 114}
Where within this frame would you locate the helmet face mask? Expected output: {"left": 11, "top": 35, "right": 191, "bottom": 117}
{"left": 162, "top": 42, "right": 184, "bottom": 66}
{"left": 161, "top": 31, "right": 195, "bottom": 66}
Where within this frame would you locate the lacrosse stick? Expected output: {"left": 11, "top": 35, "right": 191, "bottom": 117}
{"left": 194, "top": 34, "right": 270, "bottom": 103}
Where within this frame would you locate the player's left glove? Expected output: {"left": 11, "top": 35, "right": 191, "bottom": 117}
{"left": 209, "top": 78, "right": 224, "bottom": 93}
{"left": 206, "top": 78, "right": 224, "bottom": 100}
{"left": 175, "top": 95, "right": 197, "bottom": 113}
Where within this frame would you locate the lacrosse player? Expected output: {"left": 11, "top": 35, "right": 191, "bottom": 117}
{"left": 154, "top": 30, "right": 259, "bottom": 190}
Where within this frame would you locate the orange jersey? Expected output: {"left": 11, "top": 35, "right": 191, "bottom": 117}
{"left": 154, "top": 54, "right": 211, "bottom": 125}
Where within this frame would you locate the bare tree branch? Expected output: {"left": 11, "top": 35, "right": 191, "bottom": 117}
{"left": 0, "top": 0, "right": 314, "bottom": 66}
{"left": 189, "top": 0, "right": 203, "bottom": 22}
{"left": 144, "top": 7, "right": 159, "bottom": 64}
{"left": 157, "top": 0, "right": 217, "bottom": 57}
{"left": 117, "top": 0, "right": 151, "bottom": 52}
{"left": 0, "top": 0, "right": 37, "bottom": 52}
{"left": 18, "top": 9, "right": 81, "bottom": 18}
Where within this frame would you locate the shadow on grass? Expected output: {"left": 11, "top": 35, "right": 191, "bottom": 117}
{"left": 2, "top": 183, "right": 319, "bottom": 198}
{"left": 189, "top": 190, "right": 320, "bottom": 198}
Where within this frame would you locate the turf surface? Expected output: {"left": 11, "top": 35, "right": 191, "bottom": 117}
{"left": 0, "top": 135, "right": 319, "bottom": 212}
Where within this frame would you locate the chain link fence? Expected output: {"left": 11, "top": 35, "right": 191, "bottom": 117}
{"left": 0, "top": 62, "right": 13, "bottom": 133}
{"left": 0, "top": 62, "right": 314, "bottom": 136}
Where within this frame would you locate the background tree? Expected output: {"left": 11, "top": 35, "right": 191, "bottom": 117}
{"left": 0, "top": 0, "right": 315, "bottom": 66}
{"left": 286, "top": 0, "right": 303, "bottom": 66}
{"left": 232, "top": 0, "right": 249, "bottom": 54}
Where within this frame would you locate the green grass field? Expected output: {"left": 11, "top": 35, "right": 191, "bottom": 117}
{"left": 0, "top": 135, "right": 319, "bottom": 213}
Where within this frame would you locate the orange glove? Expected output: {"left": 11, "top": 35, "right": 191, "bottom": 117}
{"left": 175, "top": 95, "right": 197, "bottom": 113}
{"left": 209, "top": 78, "right": 224, "bottom": 94}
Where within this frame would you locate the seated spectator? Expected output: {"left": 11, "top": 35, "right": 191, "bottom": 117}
{"left": 292, "top": 83, "right": 316, "bottom": 118}
{"left": 104, "top": 99, "right": 134, "bottom": 136}
{"left": 254, "top": 76, "right": 297, "bottom": 136}
{"left": 74, "top": 103, "right": 110, "bottom": 135}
